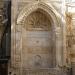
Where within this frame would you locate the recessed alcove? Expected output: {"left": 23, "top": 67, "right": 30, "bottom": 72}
{"left": 22, "top": 8, "right": 56, "bottom": 69}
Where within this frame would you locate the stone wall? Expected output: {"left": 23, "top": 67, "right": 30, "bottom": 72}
{"left": 66, "top": 12, "right": 75, "bottom": 75}
{"left": 71, "top": 13, "right": 75, "bottom": 75}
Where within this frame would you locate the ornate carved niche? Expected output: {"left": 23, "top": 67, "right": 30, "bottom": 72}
{"left": 24, "top": 9, "right": 51, "bottom": 31}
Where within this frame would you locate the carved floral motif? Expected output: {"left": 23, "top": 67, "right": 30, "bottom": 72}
{"left": 24, "top": 9, "right": 51, "bottom": 31}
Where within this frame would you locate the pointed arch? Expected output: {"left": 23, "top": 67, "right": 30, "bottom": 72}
{"left": 16, "top": 2, "right": 63, "bottom": 67}
{"left": 17, "top": 2, "right": 59, "bottom": 29}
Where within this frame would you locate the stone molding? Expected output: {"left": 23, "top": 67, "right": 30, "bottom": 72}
{"left": 17, "top": 2, "right": 59, "bottom": 28}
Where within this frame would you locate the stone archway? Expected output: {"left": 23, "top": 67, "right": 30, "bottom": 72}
{"left": 15, "top": 2, "right": 63, "bottom": 75}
